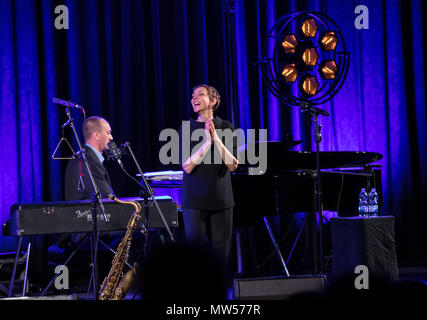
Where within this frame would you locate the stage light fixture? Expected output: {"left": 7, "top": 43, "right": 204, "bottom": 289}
{"left": 260, "top": 11, "right": 349, "bottom": 106}
{"left": 320, "top": 60, "right": 338, "bottom": 79}
{"left": 320, "top": 31, "right": 338, "bottom": 51}
{"left": 302, "top": 76, "right": 319, "bottom": 95}
{"left": 301, "top": 18, "right": 318, "bottom": 38}
{"left": 260, "top": 11, "right": 350, "bottom": 276}
{"left": 282, "top": 64, "right": 298, "bottom": 82}
{"left": 281, "top": 34, "right": 298, "bottom": 53}
{"left": 302, "top": 48, "right": 318, "bottom": 66}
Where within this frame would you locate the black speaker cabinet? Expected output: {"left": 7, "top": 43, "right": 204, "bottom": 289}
{"left": 233, "top": 275, "right": 327, "bottom": 300}
{"left": 331, "top": 216, "right": 399, "bottom": 281}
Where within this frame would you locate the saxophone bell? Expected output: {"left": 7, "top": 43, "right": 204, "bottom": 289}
{"left": 98, "top": 196, "right": 143, "bottom": 300}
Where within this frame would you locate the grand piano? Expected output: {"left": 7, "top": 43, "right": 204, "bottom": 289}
{"left": 231, "top": 142, "right": 383, "bottom": 228}
{"left": 146, "top": 142, "right": 383, "bottom": 228}
{"left": 145, "top": 143, "right": 383, "bottom": 276}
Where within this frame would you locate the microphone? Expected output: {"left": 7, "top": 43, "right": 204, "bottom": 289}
{"left": 107, "top": 141, "right": 123, "bottom": 168}
{"left": 52, "top": 97, "right": 83, "bottom": 109}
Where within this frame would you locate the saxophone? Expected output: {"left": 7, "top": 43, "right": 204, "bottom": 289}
{"left": 99, "top": 196, "right": 145, "bottom": 300}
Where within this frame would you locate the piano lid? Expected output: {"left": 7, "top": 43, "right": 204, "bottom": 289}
{"left": 238, "top": 141, "right": 383, "bottom": 172}
{"left": 279, "top": 151, "right": 383, "bottom": 169}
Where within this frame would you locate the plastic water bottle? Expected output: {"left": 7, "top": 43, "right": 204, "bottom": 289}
{"left": 358, "top": 188, "right": 369, "bottom": 217}
{"left": 368, "top": 188, "right": 379, "bottom": 217}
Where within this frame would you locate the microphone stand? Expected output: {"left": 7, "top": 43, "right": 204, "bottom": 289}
{"left": 62, "top": 107, "right": 109, "bottom": 300}
{"left": 121, "top": 142, "right": 175, "bottom": 243}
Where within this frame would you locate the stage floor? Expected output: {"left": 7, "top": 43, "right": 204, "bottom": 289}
{"left": 1, "top": 264, "right": 427, "bottom": 301}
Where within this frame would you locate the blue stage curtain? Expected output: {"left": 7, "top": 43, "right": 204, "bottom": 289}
{"left": 0, "top": 0, "right": 44, "bottom": 220}
{"left": 232, "top": 0, "right": 427, "bottom": 261}
{"left": 0, "top": 0, "right": 426, "bottom": 262}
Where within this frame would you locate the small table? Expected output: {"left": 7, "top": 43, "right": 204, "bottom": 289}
{"left": 331, "top": 216, "right": 399, "bottom": 281}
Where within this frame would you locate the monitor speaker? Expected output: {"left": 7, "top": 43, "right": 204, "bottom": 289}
{"left": 234, "top": 275, "right": 327, "bottom": 300}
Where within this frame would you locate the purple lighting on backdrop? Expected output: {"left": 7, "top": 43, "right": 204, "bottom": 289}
{"left": 265, "top": 0, "right": 281, "bottom": 141}
{"left": 0, "top": 0, "right": 426, "bottom": 262}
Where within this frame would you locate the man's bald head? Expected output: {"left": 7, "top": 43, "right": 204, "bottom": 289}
{"left": 83, "top": 116, "right": 113, "bottom": 153}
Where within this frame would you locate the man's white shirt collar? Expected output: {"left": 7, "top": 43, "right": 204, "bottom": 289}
{"left": 85, "top": 143, "right": 105, "bottom": 164}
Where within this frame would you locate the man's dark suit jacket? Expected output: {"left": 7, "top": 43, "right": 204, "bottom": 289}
{"left": 65, "top": 145, "right": 114, "bottom": 201}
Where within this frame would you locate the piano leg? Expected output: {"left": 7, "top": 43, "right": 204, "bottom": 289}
{"left": 8, "top": 236, "right": 23, "bottom": 297}
{"left": 22, "top": 241, "right": 31, "bottom": 296}
{"left": 286, "top": 218, "right": 306, "bottom": 266}
{"left": 235, "top": 231, "right": 243, "bottom": 274}
{"left": 263, "top": 216, "right": 290, "bottom": 277}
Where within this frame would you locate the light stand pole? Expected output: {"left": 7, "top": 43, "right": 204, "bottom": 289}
{"left": 258, "top": 10, "right": 350, "bottom": 277}
{"left": 300, "top": 102, "right": 329, "bottom": 274}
